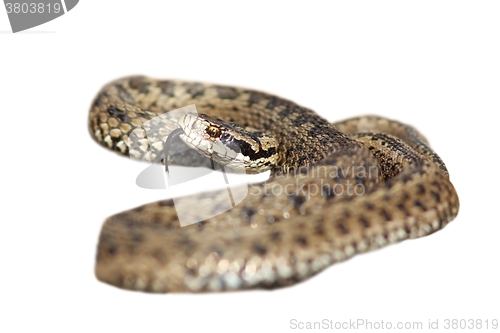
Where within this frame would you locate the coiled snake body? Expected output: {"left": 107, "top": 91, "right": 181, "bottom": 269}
{"left": 89, "top": 76, "right": 459, "bottom": 293}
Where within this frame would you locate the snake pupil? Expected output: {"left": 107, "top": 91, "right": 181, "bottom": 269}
{"left": 207, "top": 126, "right": 221, "bottom": 138}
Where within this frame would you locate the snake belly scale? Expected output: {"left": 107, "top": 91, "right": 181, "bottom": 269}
{"left": 88, "top": 76, "right": 459, "bottom": 293}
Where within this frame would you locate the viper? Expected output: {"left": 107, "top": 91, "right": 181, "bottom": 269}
{"left": 88, "top": 76, "right": 459, "bottom": 293}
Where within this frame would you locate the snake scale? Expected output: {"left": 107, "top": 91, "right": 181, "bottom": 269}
{"left": 89, "top": 76, "right": 459, "bottom": 293}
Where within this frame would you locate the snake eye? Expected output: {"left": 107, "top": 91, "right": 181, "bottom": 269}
{"left": 206, "top": 126, "right": 221, "bottom": 138}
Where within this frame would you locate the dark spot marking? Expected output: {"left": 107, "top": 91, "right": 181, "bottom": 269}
{"left": 183, "top": 82, "right": 205, "bottom": 97}
{"left": 92, "top": 92, "right": 106, "bottom": 107}
{"left": 295, "top": 236, "right": 308, "bottom": 246}
{"left": 417, "top": 184, "right": 425, "bottom": 195}
{"left": 247, "top": 92, "right": 266, "bottom": 106}
{"left": 157, "top": 80, "right": 175, "bottom": 96}
{"left": 292, "top": 113, "right": 316, "bottom": 127}
{"left": 397, "top": 202, "right": 410, "bottom": 216}
{"left": 151, "top": 217, "right": 168, "bottom": 226}
{"left": 337, "top": 223, "right": 348, "bottom": 235}
{"left": 107, "top": 246, "right": 117, "bottom": 255}
{"left": 308, "top": 126, "right": 324, "bottom": 137}
{"left": 380, "top": 209, "right": 391, "bottom": 221}
{"left": 278, "top": 105, "right": 296, "bottom": 118}
{"left": 128, "top": 77, "right": 149, "bottom": 93}
{"left": 253, "top": 243, "right": 267, "bottom": 255}
{"left": 115, "top": 84, "right": 135, "bottom": 103}
{"left": 270, "top": 231, "right": 281, "bottom": 241}
{"left": 432, "top": 181, "right": 442, "bottom": 191}
{"left": 107, "top": 106, "right": 128, "bottom": 122}
{"left": 414, "top": 200, "right": 427, "bottom": 211}
{"left": 319, "top": 135, "right": 334, "bottom": 146}
{"left": 265, "top": 96, "right": 280, "bottom": 110}
{"left": 315, "top": 224, "right": 324, "bottom": 236}
{"left": 242, "top": 207, "right": 256, "bottom": 221}
{"left": 364, "top": 202, "right": 374, "bottom": 210}
{"left": 359, "top": 216, "right": 370, "bottom": 228}
{"left": 215, "top": 86, "right": 239, "bottom": 99}
{"left": 289, "top": 195, "right": 306, "bottom": 210}
{"left": 431, "top": 191, "right": 441, "bottom": 203}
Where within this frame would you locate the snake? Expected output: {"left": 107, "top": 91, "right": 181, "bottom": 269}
{"left": 88, "top": 76, "right": 460, "bottom": 293}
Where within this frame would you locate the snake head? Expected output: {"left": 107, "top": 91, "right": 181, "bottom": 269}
{"left": 167, "top": 112, "right": 279, "bottom": 173}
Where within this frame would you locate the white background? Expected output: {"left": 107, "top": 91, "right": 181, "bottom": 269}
{"left": 1, "top": 1, "right": 499, "bottom": 332}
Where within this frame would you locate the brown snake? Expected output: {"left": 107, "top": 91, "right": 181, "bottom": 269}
{"left": 89, "top": 76, "right": 459, "bottom": 293}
